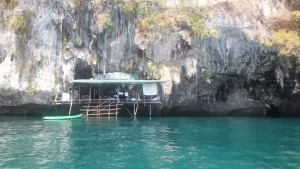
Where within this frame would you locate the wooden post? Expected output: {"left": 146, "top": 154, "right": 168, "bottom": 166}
{"left": 108, "top": 99, "right": 111, "bottom": 117}
{"left": 79, "top": 85, "right": 81, "bottom": 103}
{"left": 89, "top": 85, "right": 92, "bottom": 103}
{"left": 133, "top": 102, "right": 136, "bottom": 116}
{"left": 196, "top": 55, "right": 198, "bottom": 100}
{"left": 196, "top": 39, "right": 198, "bottom": 100}
{"left": 68, "top": 91, "right": 73, "bottom": 116}
{"left": 93, "top": 86, "right": 95, "bottom": 100}
{"left": 96, "top": 99, "right": 99, "bottom": 116}
{"left": 136, "top": 101, "right": 139, "bottom": 116}
{"left": 99, "top": 99, "right": 102, "bottom": 116}
{"left": 99, "top": 86, "right": 100, "bottom": 101}
{"left": 116, "top": 86, "right": 120, "bottom": 116}
{"left": 117, "top": 86, "right": 120, "bottom": 103}
{"left": 135, "top": 85, "right": 138, "bottom": 116}
{"left": 87, "top": 102, "right": 90, "bottom": 117}
{"left": 116, "top": 98, "right": 118, "bottom": 116}
{"left": 150, "top": 96, "right": 152, "bottom": 116}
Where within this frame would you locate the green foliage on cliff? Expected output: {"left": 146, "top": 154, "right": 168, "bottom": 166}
{"left": 62, "top": 36, "right": 71, "bottom": 59}
{"left": 201, "top": 68, "right": 212, "bottom": 79}
{"left": 266, "top": 29, "right": 300, "bottom": 56}
{"left": 55, "top": 74, "right": 60, "bottom": 85}
{"left": 120, "top": 0, "right": 218, "bottom": 38}
{"left": 120, "top": 0, "right": 139, "bottom": 15}
{"left": 6, "top": 11, "right": 31, "bottom": 41}
{"left": 95, "top": 12, "right": 113, "bottom": 31}
{"left": 73, "top": 0, "right": 82, "bottom": 8}
{"left": 27, "top": 82, "right": 38, "bottom": 96}
{"left": 7, "top": 12, "right": 26, "bottom": 33}
{"left": 144, "top": 60, "right": 162, "bottom": 80}
{"left": 291, "top": 11, "right": 300, "bottom": 27}
{"left": 169, "top": 66, "right": 180, "bottom": 73}
{"left": 91, "top": 0, "right": 111, "bottom": 6}
{"left": 267, "top": 0, "right": 300, "bottom": 73}
{"left": 63, "top": 36, "right": 68, "bottom": 46}
{"left": 6, "top": 11, "right": 32, "bottom": 41}
{"left": 74, "top": 35, "right": 80, "bottom": 45}
{"left": 90, "top": 56, "right": 97, "bottom": 65}
{"left": 267, "top": 1, "right": 300, "bottom": 57}
{"left": 181, "top": 5, "right": 217, "bottom": 37}
{"left": 123, "top": 62, "right": 137, "bottom": 73}
{"left": 120, "top": 0, "right": 166, "bottom": 15}
{"left": 0, "top": 0, "right": 19, "bottom": 10}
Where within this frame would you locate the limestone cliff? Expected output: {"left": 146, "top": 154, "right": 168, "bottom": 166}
{"left": 0, "top": 0, "right": 299, "bottom": 116}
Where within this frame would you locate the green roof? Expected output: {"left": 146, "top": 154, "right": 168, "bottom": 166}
{"left": 73, "top": 79, "right": 167, "bottom": 85}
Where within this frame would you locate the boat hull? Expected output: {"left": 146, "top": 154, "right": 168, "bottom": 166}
{"left": 43, "top": 114, "right": 82, "bottom": 120}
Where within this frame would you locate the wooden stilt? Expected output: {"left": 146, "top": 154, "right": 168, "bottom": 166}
{"left": 117, "top": 86, "right": 120, "bottom": 102}
{"left": 133, "top": 102, "right": 136, "bottom": 116}
{"left": 79, "top": 85, "right": 81, "bottom": 103}
{"left": 135, "top": 85, "right": 139, "bottom": 116}
{"left": 116, "top": 86, "right": 119, "bottom": 116}
{"left": 135, "top": 101, "right": 139, "bottom": 116}
{"left": 99, "top": 99, "right": 101, "bottom": 116}
{"left": 68, "top": 96, "right": 73, "bottom": 116}
{"left": 87, "top": 102, "right": 90, "bottom": 116}
{"left": 99, "top": 86, "right": 101, "bottom": 100}
{"left": 116, "top": 100, "right": 118, "bottom": 116}
{"left": 108, "top": 99, "right": 111, "bottom": 117}
{"left": 93, "top": 86, "right": 95, "bottom": 100}
{"left": 89, "top": 85, "right": 92, "bottom": 102}
{"left": 150, "top": 96, "right": 152, "bottom": 116}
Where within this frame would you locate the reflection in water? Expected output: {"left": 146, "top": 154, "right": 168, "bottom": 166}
{"left": 0, "top": 118, "right": 80, "bottom": 168}
{"left": 42, "top": 120, "right": 72, "bottom": 161}
{"left": 139, "top": 119, "right": 183, "bottom": 167}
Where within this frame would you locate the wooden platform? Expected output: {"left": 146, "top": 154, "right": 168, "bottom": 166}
{"left": 80, "top": 99, "right": 122, "bottom": 117}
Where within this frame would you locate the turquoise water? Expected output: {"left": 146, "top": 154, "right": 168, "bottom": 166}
{"left": 1, "top": 117, "right": 300, "bottom": 168}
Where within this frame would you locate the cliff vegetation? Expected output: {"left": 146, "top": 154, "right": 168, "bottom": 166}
{"left": 267, "top": 0, "right": 300, "bottom": 72}
{"left": 1, "top": 0, "right": 300, "bottom": 116}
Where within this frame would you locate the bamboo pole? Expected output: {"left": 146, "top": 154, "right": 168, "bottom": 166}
{"left": 150, "top": 96, "right": 152, "bottom": 116}
{"left": 79, "top": 85, "right": 81, "bottom": 103}
{"left": 117, "top": 86, "right": 120, "bottom": 102}
{"left": 89, "top": 85, "right": 92, "bottom": 102}
{"left": 108, "top": 99, "right": 111, "bottom": 117}
{"left": 99, "top": 86, "right": 100, "bottom": 100}
{"left": 117, "top": 86, "right": 119, "bottom": 116}
{"left": 68, "top": 90, "right": 73, "bottom": 116}
{"left": 135, "top": 85, "right": 139, "bottom": 116}
{"left": 133, "top": 102, "right": 136, "bottom": 116}
{"left": 100, "top": 99, "right": 102, "bottom": 115}
{"left": 87, "top": 102, "right": 90, "bottom": 116}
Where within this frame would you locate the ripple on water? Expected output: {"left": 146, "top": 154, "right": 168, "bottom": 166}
{"left": 1, "top": 117, "right": 300, "bottom": 168}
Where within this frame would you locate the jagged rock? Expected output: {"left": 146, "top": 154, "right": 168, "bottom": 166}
{"left": 0, "top": 0, "right": 299, "bottom": 116}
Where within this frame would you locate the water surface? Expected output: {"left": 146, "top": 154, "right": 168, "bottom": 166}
{"left": 1, "top": 116, "right": 300, "bottom": 168}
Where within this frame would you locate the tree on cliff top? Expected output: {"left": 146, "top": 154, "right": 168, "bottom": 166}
{"left": 267, "top": 0, "right": 300, "bottom": 72}
{"left": 119, "top": 0, "right": 219, "bottom": 38}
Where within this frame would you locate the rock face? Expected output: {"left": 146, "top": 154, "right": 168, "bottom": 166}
{"left": 0, "top": 0, "right": 299, "bottom": 116}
